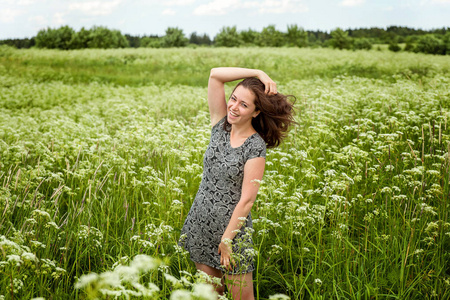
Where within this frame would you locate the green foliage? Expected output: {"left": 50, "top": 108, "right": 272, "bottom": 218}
{"left": 0, "top": 37, "right": 35, "bottom": 49}
{"left": 36, "top": 25, "right": 75, "bottom": 50}
{"left": 36, "top": 26, "right": 128, "bottom": 50}
{"left": 84, "top": 26, "right": 129, "bottom": 49}
{"left": 239, "top": 29, "right": 260, "bottom": 46}
{"left": 286, "top": 24, "right": 308, "bottom": 47}
{"left": 70, "top": 27, "right": 91, "bottom": 49}
{"left": 443, "top": 32, "right": 450, "bottom": 50}
{"left": 214, "top": 26, "right": 242, "bottom": 47}
{"left": 404, "top": 42, "right": 415, "bottom": 52}
{"left": 388, "top": 42, "right": 402, "bottom": 52}
{"left": 189, "top": 32, "right": 212, "bottom": 46}
{"left": 329, "top": 28, "right": 352, "bottom": 50}
{"left": 162, "top": 27, "right": 188, "bottom": 48}
{"left": 3, "top": 25, "right": 450, "bottom": 51}
{"left": 141, "top": 36, "right": 162, "bottom": 48}
{"left": 414, "top": 34, "right": 446, "bottom": 55}
{"left": 259, "top": 25, "right": 285, "bottom": 47}
{"left": 353, "top": 38, "right": 372, "bottom": 50}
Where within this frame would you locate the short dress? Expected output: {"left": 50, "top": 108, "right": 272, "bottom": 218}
{"left": 179, "top": 116, "right": 266, "bottom": 274}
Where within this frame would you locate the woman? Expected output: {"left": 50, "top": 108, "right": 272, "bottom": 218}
{"left": 179, "top": 67, "right": 295, "bottom": 299}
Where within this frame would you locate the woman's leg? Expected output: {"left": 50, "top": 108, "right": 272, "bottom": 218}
{"left": 225, "top": 272, "right": 254, "bottom": 300}
{"left": 195, "top": 262, "right": 225, "bottom": 295}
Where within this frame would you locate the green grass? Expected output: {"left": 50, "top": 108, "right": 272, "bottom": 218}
{"left": 1, "top": 47, "right": 449, "bottom": 87}
{"left": 0, "top": 47, "right": 449, "bottom": 299}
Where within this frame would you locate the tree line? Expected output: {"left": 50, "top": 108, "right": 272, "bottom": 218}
{"left": 1, "top": 25, "right": 449, "bottom": 55}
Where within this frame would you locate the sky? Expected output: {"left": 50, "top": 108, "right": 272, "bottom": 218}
{"left": 1, "top": 0, "right": 450, "bottom": 39}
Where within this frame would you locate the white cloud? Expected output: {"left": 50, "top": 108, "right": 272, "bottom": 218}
{"left": 257, "top": 0, "right": 308, "bottom": 14}
{"left": 193, "top": 0, "right": 307, "bottom": 16}
{"left": 29, "top": 15, "right": 47, "bottom": 25}
{"left": 162, "top": 8, "right": 176, "bottom": 15}
{"left": 17, "top": 0, "right": 38, "bottom": 5}
{"left": 193, "top": 0, "right": 238, "bottom": 15}
{"left": 53, "top": 12, "right": 65, "bottom": 25}
{"left": 0, "top": 8, "right": 22, "bottom": 23}
{"left": 340, "top": 0, "right": 365, "bottom": 7}
{"left": 2, "top": 0, "right": 37, "bottom": 4}
{"left": 164, "top": 0, "right": 196, "bottom": 6}
{"left": 69, "top": 0, "right": 122, "bottom": 16}
{"left": 431, "top": 0, "right": 450, "bottom": 3}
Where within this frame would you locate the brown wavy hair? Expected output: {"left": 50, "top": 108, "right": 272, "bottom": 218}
{"left": 223, "top": 77, "right": 296, "bottom": 148}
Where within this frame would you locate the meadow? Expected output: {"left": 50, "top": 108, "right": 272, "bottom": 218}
{"left": 0, "top": 46, "right": 449, "bottom": 299}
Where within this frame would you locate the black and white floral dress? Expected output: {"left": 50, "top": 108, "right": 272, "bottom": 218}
{"left": 179, "top": 116, "right": 266, "bottom": 274}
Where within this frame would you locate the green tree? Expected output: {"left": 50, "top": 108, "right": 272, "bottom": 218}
{"left": 259, "top": 25, "right": 285, "bottom": 47}
{"left": 442, "top": 32, "right": 450, "bottom": 54}
{"left": 353, "top": 38, "right": 372, "bottom": 50}
{"left": 214, "top": 26, "right": 242, "bottom": 47}
{"left": 239, "top": 29, "right": 260, "bottom": 46}
{"left": 125, "top": 34, "right": 142, "bottom": 48}
{"left": 86, "top": 26, "right": 128, "bottom": 49}
{"left": 36, "top": 26, "right": 75, "bottom": 50}
{"left": 189, "top": 32, "right": 211, "bottom": 45}
{"left": 162, "top": 27, "right": 188, "bottom": 48}
{"left": 414, "top": 34, "right": 446, "bottom": 55}
{"left": 329, "top": 28, "right": 352, "bottom": 50}
{"left": 388, "top": 42, "right": 401, "bottom": 52}
{"left": 70, "top": 27, "right": 92, "bottom": 49}
{"left": 70, "top": 26, "right": 128, "bottom": 49}
{"left": 286, "top": 24, "right": 308, "bottom": 47}
{"left": 141, "top": 36, "right": 162, "bottom": 48}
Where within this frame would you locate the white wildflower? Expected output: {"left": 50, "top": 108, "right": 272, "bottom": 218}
{"left": 21, "top": 252, "right": 37, "bottom": 262}
{"left": 192, "top": 283, "right": 217, "bottom": 300}
{"left": 170, "top": 290, "right": 192, "bottom": 300}
{"left": 75, "top": 273, "right": 99, "bottom": 289}
{"left": 7, "top": 254, "right": 23, "bottom": 266}
{"left": 130, "top": 255, "right": 159, "bottom": 273}
{"left": 269, "top": 294, "right": 290, "bottom": 300}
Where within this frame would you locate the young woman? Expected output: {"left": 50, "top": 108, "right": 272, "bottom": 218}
{"left": 179, "top": 67, "right": 295, "bottom": 299}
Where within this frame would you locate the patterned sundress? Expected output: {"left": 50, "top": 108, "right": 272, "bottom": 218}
{"left": 179, "top": 116, "right": 266, "bottom": 274}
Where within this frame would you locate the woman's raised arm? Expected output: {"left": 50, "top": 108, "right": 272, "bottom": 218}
{"left": 207, "top": 67, "right": 277, "bottom": 127}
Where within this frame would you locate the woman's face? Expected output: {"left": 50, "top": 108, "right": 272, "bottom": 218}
{"left": 227, "top": 86, "right": 260, "bottom": 127}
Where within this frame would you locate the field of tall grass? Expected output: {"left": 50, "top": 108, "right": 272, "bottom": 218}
{"left": 0, "top": 46, "right": 449, "bottom": 299}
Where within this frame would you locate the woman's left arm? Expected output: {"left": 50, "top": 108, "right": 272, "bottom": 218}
{"left": 218, "top": 157, "right": 265, "bottom": 270}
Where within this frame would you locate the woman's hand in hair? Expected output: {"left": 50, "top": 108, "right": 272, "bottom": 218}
{"left": 257, "top": 71, "right": 277, "bottom": 95}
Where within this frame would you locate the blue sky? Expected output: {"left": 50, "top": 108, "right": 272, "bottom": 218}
{"left": 1, "top": 0, "right": 449, "bottom": 39}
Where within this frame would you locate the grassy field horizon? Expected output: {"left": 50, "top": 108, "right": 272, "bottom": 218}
{"left": 0, "top": 46, "right": 449, "bottom": 299}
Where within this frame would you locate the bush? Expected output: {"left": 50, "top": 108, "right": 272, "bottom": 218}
{"left": 214, "top": 26, "right": 242, "bottom": 47}
{"left": 162, "top": 27, "right": 188, "bottom": 48}
{"left": 259, "top": 25, "right": 285, "bottom": 47}
{"left": 141, "top": 37, "right": 162, "bottom": 48}
{"left": 36, "top": 26, "right": 128, "bottom": 49}
{"left": 85, "top": 26, "right": 129, "bottom": 49}
{"left": 404, "top": 42, "right": 414, "bottom": 52}
{"left": 189, "top": 32, "right": 211, "bottom": 46}
{"left": 388, "top": 42, "right": 401, "bottom": 52}
{"left": 414, "top": 34, "right": 446, "bottom": 55}
{"left": 353, "top": 38, "right": 372, "bottom": 50}
{"left": 36, "top": 26, "right": 75, "bottom": 50}
{"left": 240, "top": 29, "right": 260, "bottom": 46}
{"left": 286, "top": 24, "right": 308, "bottom": 47}
{"left": 329, "top": 28, "right": 352, "bottom": 50}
